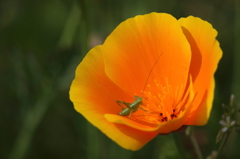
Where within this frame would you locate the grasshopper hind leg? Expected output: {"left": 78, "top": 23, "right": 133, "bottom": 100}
{"left": 128, "top": 110, "right": 133, "bottom": 118}
{"left": 116, "top": 100, "right": 131, "bottom": 109}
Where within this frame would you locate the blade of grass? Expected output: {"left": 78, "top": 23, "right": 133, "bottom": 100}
{"left": 172, "top": 133, "right": 187, "bottom": 159}
{"left": 189, "top": 131, "right": 203, "bottom": 159}
{"left": 8, "top": 87, "right": 55, "bottom": 159}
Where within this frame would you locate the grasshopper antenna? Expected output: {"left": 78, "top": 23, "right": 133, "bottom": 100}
{"left": 116, "top": 52, "right": 163, "bottom": 117}
{"left": 142, "top": 52, "right": 163, "bottom": 95}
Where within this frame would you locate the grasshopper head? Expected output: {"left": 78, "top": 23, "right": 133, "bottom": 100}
{"left": 136, "top": 97, "right": 142, "bottom": 103}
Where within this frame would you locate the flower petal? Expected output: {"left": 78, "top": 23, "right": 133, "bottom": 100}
{"left": 102, "top": 12, "right": 191, "bottom": 99}
{"left": 70, "top": 46, "right": 158, "bottom": 150}
{"left": 105, "top": 76, "right": 195, "bottom": 134}
{"left": 178, "top": 16, "right": 222, "bottom": 125}
{"left": 153, "top": 76, "right": 196, "bottom": 133}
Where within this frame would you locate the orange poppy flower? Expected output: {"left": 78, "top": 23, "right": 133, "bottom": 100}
{"left": 70, "top": 12, "right": 222, "bottom": 150}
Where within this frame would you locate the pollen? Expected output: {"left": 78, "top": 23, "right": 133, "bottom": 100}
{"left": 129, "top": 78, "right": 187, "bottom": 127}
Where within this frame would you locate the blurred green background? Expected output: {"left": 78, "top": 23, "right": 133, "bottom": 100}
{"left": 1, "top": 0, "right": 239, "bottom": 159}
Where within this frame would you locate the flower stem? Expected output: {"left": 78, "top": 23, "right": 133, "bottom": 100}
{"left": 215, "top": 132, "right": 230, "bottom": 159}
{"left": 189, "top": 132, "right": 203, "bottom": 159}
{"left": 172, "top": 133, "right": 187, "bottom": 159}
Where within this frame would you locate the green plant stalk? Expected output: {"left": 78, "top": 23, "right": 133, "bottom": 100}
{"left": 57, "top": 0, "right": 81, "bottom": 48}
{"left": 78, "top": 0, "right": 98, "bottom": 159}
{"left": 215, "top": 132, "right": 230, "bottom": 159}
{"left": 87, "top": 124, "right": 100, "bottom": 159}
{"left": 189, "top": 132, "right": 203, "bottom": 159}
{"left": 232, "top": 0, "right": 240, "bottom": 98}
{"left": 230, "top": 0, "right": 240, "bottom": 157}
{"left": 8, "top": 87, "right": 55, "bottom": 159}
{"left": 172, "top": 133, "right": 188, "bottom": 159}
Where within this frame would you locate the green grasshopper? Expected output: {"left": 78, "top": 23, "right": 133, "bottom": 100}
{"left": 116, "top": 95, "right": 145, "bottom": 116}
{"left": 116, "top": 53, "right": 163, "bottom": 118}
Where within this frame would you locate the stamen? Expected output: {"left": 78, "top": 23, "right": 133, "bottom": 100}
{"left": 127, "top": 78, "right": 188, "bottom": 125}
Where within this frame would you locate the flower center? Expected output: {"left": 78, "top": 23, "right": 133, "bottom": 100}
{"left": 129, "top": 78, "right": 187, "bottom": 127}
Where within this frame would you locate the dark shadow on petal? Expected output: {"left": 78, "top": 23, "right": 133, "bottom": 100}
{"left": 181, "top": 27, "right": 202, "bottom": 83}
